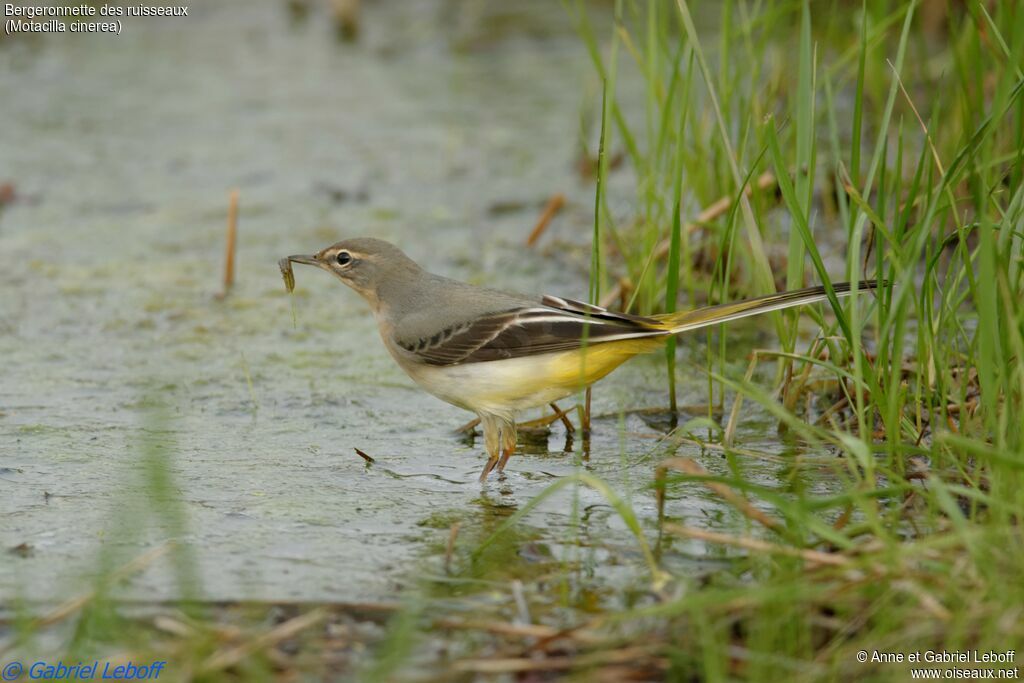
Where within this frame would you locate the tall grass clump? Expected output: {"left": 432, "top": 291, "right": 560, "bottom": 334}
{"left": 572, "top": 0, "right": 1024, "bottom": 464}
{"left": 539, "top": 0, "right": 1024, "bottom": 679}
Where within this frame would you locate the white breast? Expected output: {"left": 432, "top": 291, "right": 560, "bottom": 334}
{"left": 402, "top": 354, "right": 577, "bottom": 417}
{"left": 378, "top": 325, "right": 572, "bottom": 418}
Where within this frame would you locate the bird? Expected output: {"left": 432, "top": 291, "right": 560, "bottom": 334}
{"left": 283, "top": 238, "right": 876, "bottom": 482}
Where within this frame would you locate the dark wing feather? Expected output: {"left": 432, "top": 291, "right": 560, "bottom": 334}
{"left": 539, "top": 295, "right": 658, "bottom": 324}
{"left": 397, "top": 301, "right": 667, "bottom": 366}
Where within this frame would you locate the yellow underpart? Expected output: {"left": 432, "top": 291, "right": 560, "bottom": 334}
{"left": 545, "top": 336, "right": 668, "bottom": 392}
{"left": 409, "top": 336, "right": 670, "bottom": 416}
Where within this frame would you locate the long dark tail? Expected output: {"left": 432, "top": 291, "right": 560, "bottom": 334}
{"left": 654, "top": 281, "right": 880, "bottom": 334}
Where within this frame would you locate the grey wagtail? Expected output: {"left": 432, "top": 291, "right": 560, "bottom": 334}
{"left": 283, "top": 238, "right": 876, "bottom": 482}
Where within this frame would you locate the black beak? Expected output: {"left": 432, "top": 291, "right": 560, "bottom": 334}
{"left": 287, "top": 254, "right": 320, "bottom": 266}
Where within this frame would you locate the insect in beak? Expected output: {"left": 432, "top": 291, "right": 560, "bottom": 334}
{"left": 278, "top": 254, "right": 321, "bottom": 293}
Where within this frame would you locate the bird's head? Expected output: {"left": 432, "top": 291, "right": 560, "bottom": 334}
{"left": 285, "top": 237, "right": 421, "bottom": 310}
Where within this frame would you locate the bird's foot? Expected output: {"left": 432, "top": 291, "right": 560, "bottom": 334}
{"left": 478, "top": 455, "right": 499, "bottom": 482}
{"left": 496, "top": 446, "right": 514, "bottom": 473}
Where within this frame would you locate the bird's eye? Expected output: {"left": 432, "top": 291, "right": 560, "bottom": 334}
{"left": 336, "top": 251, "right": 352, "bottom": 266}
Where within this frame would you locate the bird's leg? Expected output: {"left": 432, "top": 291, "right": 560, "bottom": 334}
{"left": 496, "top": 419, "right": 518, "bottom": 473}
{"left": 478, "top": 414, "right": 517, "bottom": 481}
{"left": 478, "top": 414, "right": 504, "bottom": 483}
{"left": 478, "top": 455, "right": 499, "bottom": 482}
{"left": 496, "top": 445, "right": 514, "bottom": 473}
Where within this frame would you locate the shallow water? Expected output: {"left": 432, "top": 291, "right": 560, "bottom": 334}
{"left": 0, "top": 0, "right": 834, "bottom": 606}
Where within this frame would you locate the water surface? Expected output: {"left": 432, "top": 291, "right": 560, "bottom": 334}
{"left": 0, "top": 0, "right": 828, "bottom": 607}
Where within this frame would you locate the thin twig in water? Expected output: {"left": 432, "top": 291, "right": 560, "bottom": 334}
{"left": 548, "top": 401, "right": 575, "bottom": 433}
{"left": 220, "top": 189, "right": 239, "bottom": 297}
{"left": 724, "top": 351, "right": 762, "bottom": 446}
{"left": 526, "top": 193, "right": 566, "bottom": 246}
{"left": 354, "top": 448, "right": 375, "bottom": 464}
{"left": 655, "top": 457, "right": 782, "bottom": 531}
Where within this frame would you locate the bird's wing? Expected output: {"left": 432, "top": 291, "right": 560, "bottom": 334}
{"left": 395, "top": 283, "right": 881, "bottom": 366}
{"left": 396, "top": 297, "right": 668, "bottom": 366}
